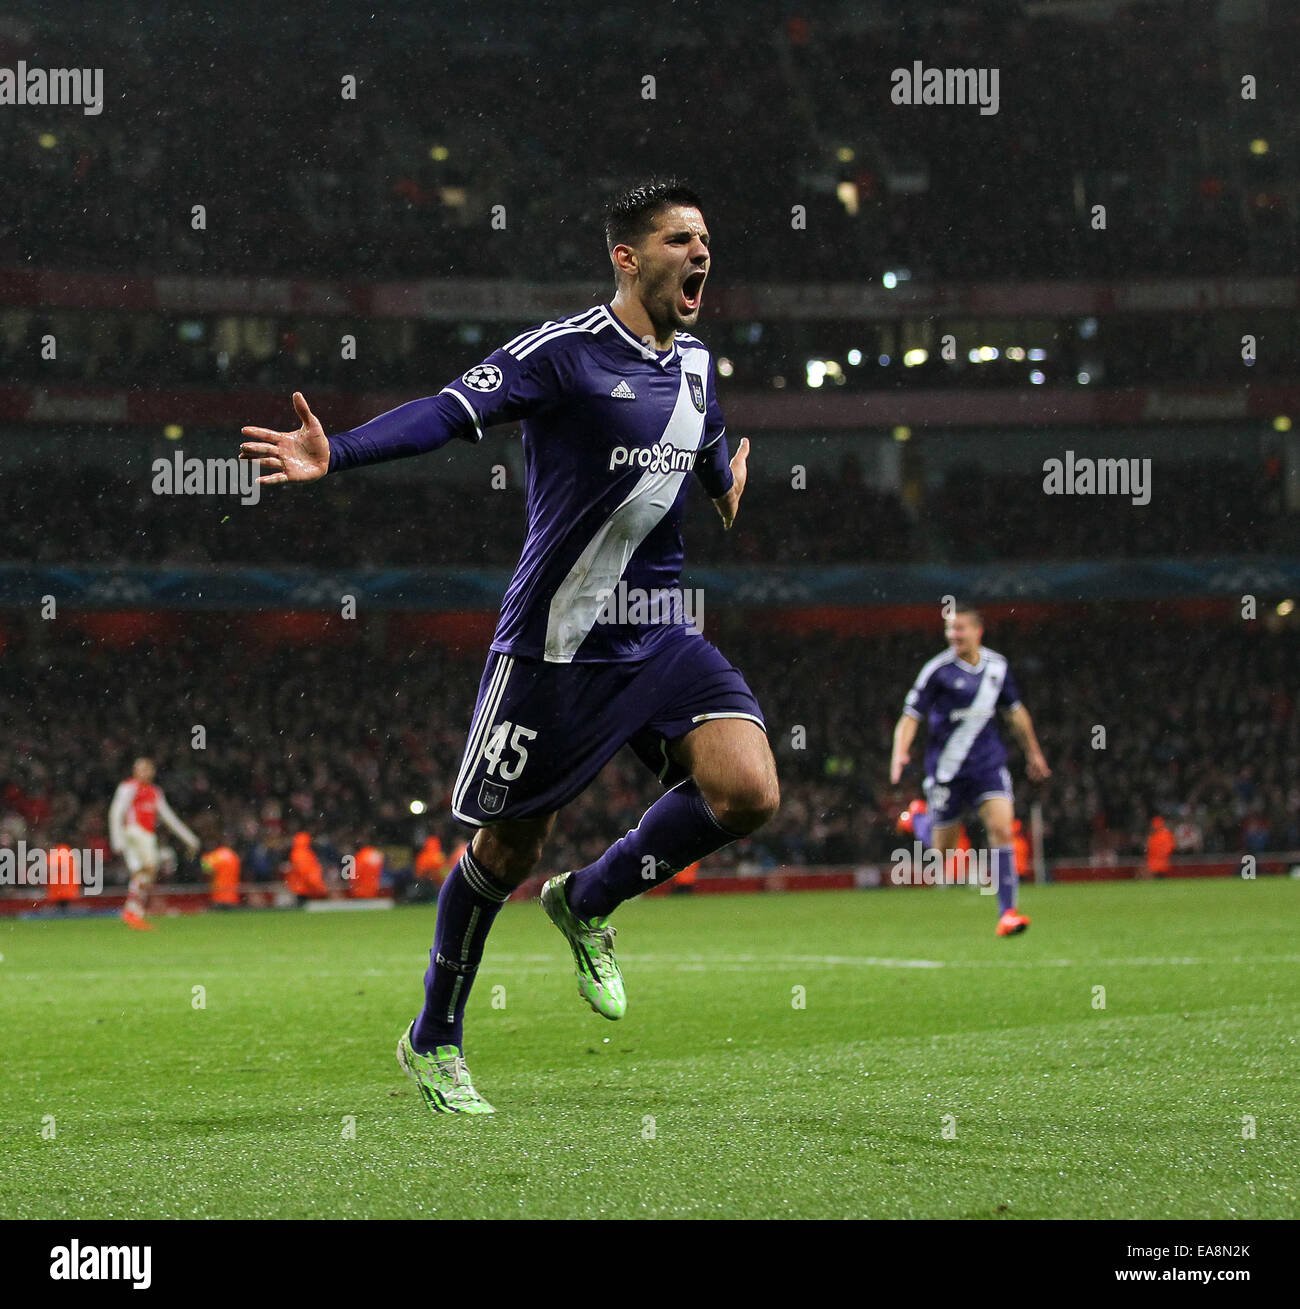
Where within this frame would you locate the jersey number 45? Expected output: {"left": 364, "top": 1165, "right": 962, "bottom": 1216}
{"left": 482, "top": 721, "right": 537, "bottom": 781}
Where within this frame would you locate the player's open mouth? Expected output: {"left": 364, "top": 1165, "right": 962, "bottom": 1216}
{"left": 680, "top": 271, "right": 706, "bottom": 312}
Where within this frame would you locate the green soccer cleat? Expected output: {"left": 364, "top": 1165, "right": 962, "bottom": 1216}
{"left": 540, "top": 872, "right": 627, "bottom": 1020}
{"left": 396, "top": 1023, "right": 495, "bottom": 1115}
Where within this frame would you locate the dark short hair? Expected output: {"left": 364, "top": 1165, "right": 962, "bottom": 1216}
{"left": 952, "top": 604, "right": 983, "bottom": 625}
{"left": 604, "top": 179, "right": 704, "bottom": 254}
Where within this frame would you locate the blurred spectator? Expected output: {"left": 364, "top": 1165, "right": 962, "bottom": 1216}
{"left": 1144, "top": 816, "right": 1176, "bottom": 879}
{"left": 202, "top": 844, "right": 241, "bottom": 908}
{"left": 286, "top": 832, "right": 327, "bottom": 902}
{"left": 349, "top": 844, "right": 384, "bottom": 899}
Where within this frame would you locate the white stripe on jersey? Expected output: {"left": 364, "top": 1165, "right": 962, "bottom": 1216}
{"left": 542, "top": 345, "right": 710, "bottom": 663}
{"left": 935, "top": 650, "right": 1008, "bottom": 784}
{"left": 502, "top": 308, "right": 594, "bottom": 355}
{"left": 504, "top": 307, "right": 605, "bottom": 358}
{"left": 513, "top": 319, "right": 604, "bottom": 360}
{"left": 903, "top": 649, "right": 956, "bottom": 719}
{"left": 452, "top": 654, "right": 514, "bottom": 815}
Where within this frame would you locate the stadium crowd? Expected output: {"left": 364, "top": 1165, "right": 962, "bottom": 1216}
{"left": 6, "top": 307, "right": 1297, "bottom": 394}
{"left": 1, "top": 3, "right": 1294, "bottom": 285}
{"left": 1, "top": 611, "right": 1295, "bottom": 894}
{"left": 0, "top": 453, "right": 1288, "bottom": 571}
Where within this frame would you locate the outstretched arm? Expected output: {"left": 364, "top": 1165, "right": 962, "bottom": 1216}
{"left": 239, "top": 391, "right": 473, "bottom": 485}
{"left": 155, "top": 791, "right": 200, "bottom": 854}
{"left": 1005, "top": 704, "right": 1051, "bottom": 781}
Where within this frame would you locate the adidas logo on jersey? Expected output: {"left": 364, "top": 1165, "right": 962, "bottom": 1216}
{"left": 608, "top": 442, "right": 696, "bottom": 474}
{"left": 610, "top": 380, "right": 636, "bottom": 400}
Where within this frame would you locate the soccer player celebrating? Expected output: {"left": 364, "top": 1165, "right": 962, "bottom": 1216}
{"left": 108, "top": 757, "right": 200, "bottom": 930}
{"left": 239, "top": 180, "right": 779, "bottom": 1114}
{"left": 889, "top": 607, "right": 1050, "bottom": 935}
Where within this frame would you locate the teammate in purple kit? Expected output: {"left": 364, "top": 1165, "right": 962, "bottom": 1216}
{"left": 889, "top": 606, "right": 1050, "bottom": 936}
{"left": 239, "top": 181, "right": 779, "bottom": 1114}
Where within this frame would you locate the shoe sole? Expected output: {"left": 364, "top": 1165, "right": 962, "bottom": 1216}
{"left": 541, "top": 876, "right": 625, "bottom": 1021}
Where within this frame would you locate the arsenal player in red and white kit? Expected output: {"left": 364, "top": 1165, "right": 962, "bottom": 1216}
{"left": 108, "top": 757, "right": 200, "bottom": 929}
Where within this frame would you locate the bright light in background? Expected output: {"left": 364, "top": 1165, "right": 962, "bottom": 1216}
{"left": 847, "top": 349, "right": 863, "bottom": 366}
{"left": 1250, "top": 138, "right": 1269, "bottom": 155}
{"left": 877, "top": 354, "right": 891, "bottom": 366}
{"left": 39, "top": 132, "right": 58, "bottom": 149}
{"left": 836, "top": 181, "right": 859, "bottom": 215}
{"left": 1278, "top": 600, "right": 1295, "bottom": 617}
{"left": 977, "top": 346, "right": 998, "bottom": 362}
{"left": 882, "top": 271, "right": 897, "bottom": 289}
{"left": 772, "top": 375, "right": 786, "bottom": 389}
{"left": 1273, "top": 415, "right": 1291, "bottom": 432}
{"left": 836, "top": 146, "right": 855, "bottom": 163}
{"left": 717, "top": 357, "right": 734, "bottom": 377}
{"left": 1078, "top": 317, "right": 1098, "bottom": 340}
{"left": 892, "top": 425, "right": 911, "bottom": 442}
{"left": 429, "top": 144, "right": 450, "bottom": 161}
{"left": 967, "top": 349, "right": 981, "bottom": 363}
{"left": 903, "top": 348, "right": 928, "bottom": 368}
{"left": 805, "top": 360, "right": 827, "bottom": 388}
{"left": 1028, "top": 348, "right": 1047, "bottom": 362}
{"left": 1077, "top": 371, "right": 1092, "bottom": 385}
{"left": 163, "top": 424, "right": 183, "bottom": 440}
{"left": 1006, "top": 346, "right": 1026, "bottom": 361}
{"left": 1029, "top": 370, "right": 1046, "bottom": 385}
{"left": 409, "top": 800, "right": 426, "bottom": 815}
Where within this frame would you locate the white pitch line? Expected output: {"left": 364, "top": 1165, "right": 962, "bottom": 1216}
{"left": 632, "top": 953, "right": 1300, "bottom": 970}
{"left": 5, "top": 953, "right": 1300, "bottom": 986}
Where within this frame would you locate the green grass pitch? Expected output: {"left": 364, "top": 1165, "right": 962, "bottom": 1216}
{"left": 2, "top": 879, "right": 1296, "bottom": 1219}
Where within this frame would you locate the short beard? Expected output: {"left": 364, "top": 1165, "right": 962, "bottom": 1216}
{"left": 643, "top": 281, "right": 678, "bottom": 340}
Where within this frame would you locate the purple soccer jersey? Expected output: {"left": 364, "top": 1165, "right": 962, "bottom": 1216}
{"left": 902, "top": 647, "right": 1022, "bottom": 786}
{"left": 325, "top": 302, "right": 763, "bottom": 827}
{"left": 334, "top": 303, "right": 732, "bottom": 664}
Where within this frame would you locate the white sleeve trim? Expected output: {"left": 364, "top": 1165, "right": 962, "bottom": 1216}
{"left": 439, "top": 387, "right": 485, "bottom": 443}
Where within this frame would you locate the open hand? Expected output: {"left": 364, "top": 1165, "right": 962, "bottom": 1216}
{"left": 239, "top": 392, "right": 331, "bottom": 485}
